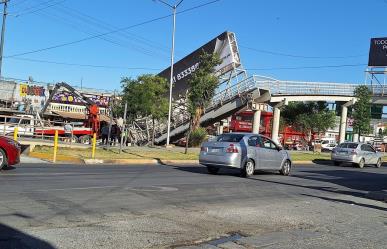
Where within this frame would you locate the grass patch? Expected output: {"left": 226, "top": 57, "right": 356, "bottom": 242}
{"left": 31, "top": 145, "right": 199, "bottom": 161}
{"left": 289, "top": 151, "right": 331, "bottom": 161}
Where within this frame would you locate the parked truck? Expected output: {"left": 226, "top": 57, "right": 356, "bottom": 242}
{"left": 0, "top": 114, "right": 93, "bottom": 143}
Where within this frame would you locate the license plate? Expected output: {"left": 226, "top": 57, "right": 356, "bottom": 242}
{"left": 211, "top": 148, "right": 221, "bottom": 153}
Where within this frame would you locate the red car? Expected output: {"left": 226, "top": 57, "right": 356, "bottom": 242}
{"left": 0, "top": 136, "right": 21, "bottom": 169}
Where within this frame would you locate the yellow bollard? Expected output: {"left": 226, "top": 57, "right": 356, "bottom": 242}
{"left": 13, "top": 127, "right": 18, "bottom": 142}
{"left": 92, "top": 133, "right": 97, "bottom": 159}
{"left": 53, "top": 130, "right": 58, "bottom": 163}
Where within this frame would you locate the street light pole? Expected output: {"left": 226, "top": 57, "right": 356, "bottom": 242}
{"left": 156, "top": 0, "right": 183, "bottom": 147}
{"left": 0, "top": 0, "right": 9, "bottom": 80}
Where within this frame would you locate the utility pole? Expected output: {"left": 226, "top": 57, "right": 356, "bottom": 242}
{"left": 155, "top": 0, "right": 184, "bottom": 147}
{"left": 0, "top": 0, "right": 9, "bottom": 80}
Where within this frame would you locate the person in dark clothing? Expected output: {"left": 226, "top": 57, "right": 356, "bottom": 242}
{"left": 110, "top": 124, "right": 118, "bottom": 146}
{"left": 101, "top": 125, "right": 109, "bottom": 145}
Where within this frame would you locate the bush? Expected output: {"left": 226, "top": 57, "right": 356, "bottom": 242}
{"left": 189, "top": 127, "right": 208, "bottom": 147}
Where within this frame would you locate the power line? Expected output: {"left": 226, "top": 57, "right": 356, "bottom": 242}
{"left": 9, "top": 0, "right": 29, "bottom": 7}
{"left": 7, "top": 56, "right": 162, "bottom": 70}
{"left": 13, "top": 0, "right": 66, "bottom": 16}
{"left": 5, "top": 0, "right": 220, "bottom": 58}
{"left": 55, "top": 4, "right": 172, "bottom": 55}
{"left": 7, "top": 57, "right": 367, "bottom": 73}
{"left": 12, "top": 0, "right": 66, "bottom": 17}
{"left": 240, "top": 44, "right": 367, "bottom": 59}
{"left": 246, "top": 63, "right": 367, "bottom": 71}
{"left": 37, "top": 10, "right": 168, "bottom": 60}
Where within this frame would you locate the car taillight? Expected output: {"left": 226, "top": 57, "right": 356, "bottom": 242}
{"left": 201, "top": 147, "right": 208, "bottom": 152}
{"left": 226, "top": 144, "right": 239, "bottom": 153}
{"left": 350, "top": 150, "right": 357, "bottom": 155}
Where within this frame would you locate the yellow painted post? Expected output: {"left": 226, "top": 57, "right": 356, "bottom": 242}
{"left": 53, "top": 130, "right": 58, "bottom": 163}
{"left": 13, "top": 127, "right": 18, "bottom": 141}
{"left": 92, "top": 133, "right": 97, "bottom": 159}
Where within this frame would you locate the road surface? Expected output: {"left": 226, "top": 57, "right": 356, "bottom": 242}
{"left": 0, "top": 162, "right": 386, "bottom": 249}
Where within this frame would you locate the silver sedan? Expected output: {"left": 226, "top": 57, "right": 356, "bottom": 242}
{"left": 331, "top": 142, "right": 383, "bottom": 168}
{"left": 199, "top": 133, "right": 292, "bottom": 177}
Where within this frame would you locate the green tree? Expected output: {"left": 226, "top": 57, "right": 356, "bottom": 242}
{"left": 352, "top": 85, "right": 372, "bottom": 141}
{"left": 184, "top": 51, "right": 222, "bottom": 152}
{"left": 282, "top": 102, "right": 337, "bottom": 142}
{"left": 121, "top": 74, "right": 169, "bottom": 145}
{"left": 187, "top": 51, "right": 222, "bottom": 130}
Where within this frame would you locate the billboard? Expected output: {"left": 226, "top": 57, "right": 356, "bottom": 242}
{"left": 368, "top": 37, "right": 387, "bottom": 66}
{"left": 158, "top": 31, "right": 241, "bottom": 98}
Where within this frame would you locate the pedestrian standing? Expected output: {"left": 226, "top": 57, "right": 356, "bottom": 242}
{"left": 101, "top": 125, "right": 109, "bottom": 145}
{"left": 64, "top": 122, "right": 73, "bottom": 143}
{"left": 110, "top": 124, "right": 118, "bottom": 146}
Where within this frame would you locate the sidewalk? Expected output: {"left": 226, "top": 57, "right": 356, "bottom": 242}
{"left": 20, "top": 155, "right": 49, "bottom": 164}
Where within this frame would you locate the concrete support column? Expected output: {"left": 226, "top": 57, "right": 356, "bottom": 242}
{"left": 353, "top": 133, "right": 359, "bottom": 143}
{"left": 217, "top": 123, "right": 224, "bottom": 135}
{"left": 272, "top": 107, "right": 281, "bottom": 143}
{"left": 339, "top": 106, "right": 348, "bottom": 144}
{"left": 252, "top": 110, "right": 261, "bottom": 134}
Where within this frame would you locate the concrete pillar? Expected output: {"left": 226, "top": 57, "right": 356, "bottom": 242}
{"left": 353, "top": 133, "right": 359, "bottom": 143}
{"left": 339, "top": 106, "right": 347, "bottom": 144}
{"left": 271, "top": 107, "right": 280, "bottom": 143}
{"left": 252, "top": 110, "right": 261, "bottom": 134}
{"left": 217, "top": 123, "right": 224, "bottom": 135}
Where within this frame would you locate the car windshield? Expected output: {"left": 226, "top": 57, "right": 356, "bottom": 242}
{"left": 216, "top": 134, "right": 245, "bottom": 142}
{"left": 338, "top": 143, "right": 358, "bottom": 149}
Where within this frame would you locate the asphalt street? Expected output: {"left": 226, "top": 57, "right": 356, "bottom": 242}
{"left": 0, "top": 162, "right": 386, "bottom": 249}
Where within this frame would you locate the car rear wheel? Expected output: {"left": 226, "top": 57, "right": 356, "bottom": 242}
{"left": 357, "top": 158, "right": 365, "bottom": 168}
{"left": 0, "top": 148, "right": 8, "bottom": 170}
{"left": 375, "top": 158, "right": 382, "bottom": 168}
{"left": 241, "top": 159, "right": 255, "bottom": 177}
{"left": 280, "top": 160, "right": 291, "bottom": 176}
{"left": 333, "top": 161, "right": 341, "bottom": 166}
{"left": 207, "top": 166, "right": 219, "bottom": 174}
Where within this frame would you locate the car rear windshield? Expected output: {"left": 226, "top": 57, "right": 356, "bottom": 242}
{"left": 338, "top": 143, "right": 358, "bottom": 149}
{"left": 216, "top": 134, "right": 245, "bottom": 142}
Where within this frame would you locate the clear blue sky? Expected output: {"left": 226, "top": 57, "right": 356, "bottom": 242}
{"left": 2, "top": 0, "right": 387, "bottom": 91}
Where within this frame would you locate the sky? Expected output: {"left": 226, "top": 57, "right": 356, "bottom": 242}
{"left": 2, "top": 0, "right": 387, "bottom": 91}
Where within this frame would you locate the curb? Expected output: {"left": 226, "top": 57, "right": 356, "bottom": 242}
{"left": 83, "top": 159, "right": 158, "bottom": 165}
{"left": 159, "top": 160, "right": 199, "bottom": 166}
{"left": 24, "top": 156, "right": 318, "bottom": 166}
{"left": 293, "top": 161, "right": 315, "bottom": 165}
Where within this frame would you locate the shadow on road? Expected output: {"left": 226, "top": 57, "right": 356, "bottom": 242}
{"left": 292, "top": 169, "right": 387, "bottom": 192}
{"left": 302, "top": 194, "right": 387, "bottom": 212}
{"left": 312, "top": 159, "right": 387, "bottom": 167}
{"left": 173, "top": 165, "right": 387, "bottom": 205}
{"left": 0, "top": 223, "right": 55, "bottom": 249}
{"left": 1, "top": 166, "right": 16, "bottom": 171}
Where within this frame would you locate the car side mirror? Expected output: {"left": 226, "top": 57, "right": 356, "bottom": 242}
{"left": 277, "top": 146, "right": 283, "bottom": 151}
